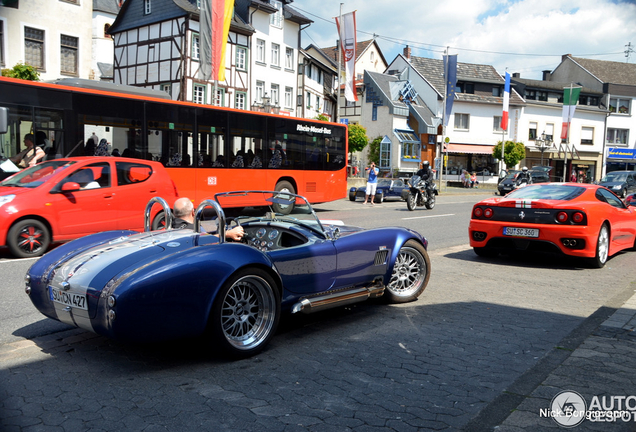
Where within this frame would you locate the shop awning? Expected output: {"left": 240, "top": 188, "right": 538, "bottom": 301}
{"left": 445, "top": 144, "right": 494, "bottom": 155}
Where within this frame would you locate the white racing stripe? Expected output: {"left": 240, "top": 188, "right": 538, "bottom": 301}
{"left": 402, "top": 213, "right": 455, "bottom": 220}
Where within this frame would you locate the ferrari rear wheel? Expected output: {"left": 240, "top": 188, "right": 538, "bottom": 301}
{"left": 7, "top": 219, "right": 50, "bottom": 258}
{"left": 385, "top": 240, "right": 431, "bottom": 303}
{"left": 209, "top": 268, "right": 280, "bottom": 358}
{"left": 589, "top": 223, "right": 610, "bottom": 268}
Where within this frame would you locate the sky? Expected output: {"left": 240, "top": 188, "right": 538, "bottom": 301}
{"left": 294, "top": 0, "right": 636, "bottom": 80}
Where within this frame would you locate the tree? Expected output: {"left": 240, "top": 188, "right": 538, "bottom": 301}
{"left": 314, "top": 114, "right": 329, "bottom": 122}
{"left": 492, "top": 140, "right": 526, "bottom": 169}
{"left": 348, "top": 123, "right": 369, "bottom": 153}
{"left": 1, "top": 62, "right": 40, "bottom": 81}
{"left": 367, "top": 136, "right": 382, "bottom": 165}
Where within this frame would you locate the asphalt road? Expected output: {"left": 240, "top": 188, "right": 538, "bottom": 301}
{"left": 2, "top": 192, "right": 636, "bottom": 431}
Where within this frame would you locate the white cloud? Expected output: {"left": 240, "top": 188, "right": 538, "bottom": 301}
{"left": 296, "top": 0, "right": 636, "bottom": 78}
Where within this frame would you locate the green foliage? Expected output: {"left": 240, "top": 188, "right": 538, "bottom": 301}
{"left": 492, "top": 140, "right": 526, "bottom": 168}
{"left": 1, "top": 62, "right": 40, "bottom": 81}
{"left": 367, "top": 136, "right": 382, "bottom": 165}
{"left": 348, "top": 123, "right": 369, "bottom": 153}
{"left": 314, "top": 114, "right": 329, "bottom": 122}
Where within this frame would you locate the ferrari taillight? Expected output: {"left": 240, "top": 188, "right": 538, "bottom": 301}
{"left": 572, "top": 212, "right": 584, "bottom": 223}
{"left": 556, "top": 212, "right": 568, "bottom": 223}
{"left": 473, "top": 207, "right": 483, "bottom": 218}
{"left": 484, "top": 208, "right": 494, "bottom": 218}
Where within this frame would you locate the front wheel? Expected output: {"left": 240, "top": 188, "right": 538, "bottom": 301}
{"left": 349, "top": 190, "right": 357, "bottom": 201}
{"left": 406, "top": 192, "right": 417, "bottom": 211}
{"left": 208, "top": 268, "right": 280, "bottom": 358}
{"left": 151, "top": 211, "right": 166, "bottom": 230}
{"left": 621, "top": 188, "right": 627, "bottom": 198}
{"left": 425, "top": 193, "right": 436, "bottom": 209}
{"left": 374, "top": 191, "right": 384, "bottom": 204}
{"left": 7, "top": 219, "right": 51, "bottom": 258}
{"left": 385, "top": 240, "right": 431, "bottom": 303}
{"left": 589, "top": 223, "right": 610, "bottom": 268}
{"left": 272, "top": 180, "right": 295, "bottom": 214}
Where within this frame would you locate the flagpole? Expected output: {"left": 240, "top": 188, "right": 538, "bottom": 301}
{"left": 564, "top": 82, "right": 573, "bottom": 181}
{"left": 336, "top": 3, "right": 343, "bottom": 124}
{"left": 442, "top": 47, "right": 448, "bottom": 193}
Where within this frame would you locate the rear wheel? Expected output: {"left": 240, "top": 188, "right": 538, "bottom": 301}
{"left": 151, "top": 211, "right": 166, "bottom": 230}
{"left": 425, "top": 193, "right": 436, "bottom": 209}
{"left": 7, "top": 219, "right": 50, "bottom": 258}
{"left": 589, "top": 223, "right": 610, "bottom": 268}
{"left": 407, "top": 192, "right": 417, "bottom": 211}
{"left": 349, "top": 190, "right": 357, "bottom": 201}
{"left": 385, "top": 240, "right": 431, "bottom": 303}
{"left": 374, "top": 191, "right": 384, "bottom": 204}
{"left": 208, "top": 268, "right": 280, "bottom": 358}
{"left": 272, "top": 180, "right": 295, "bottom": 214}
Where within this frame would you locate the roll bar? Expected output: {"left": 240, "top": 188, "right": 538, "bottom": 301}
{"left": 144, "top": 197, "right": 173, "bottom": 232}
{"left": 195, "top": 199, "right": 226, "bottom": 243}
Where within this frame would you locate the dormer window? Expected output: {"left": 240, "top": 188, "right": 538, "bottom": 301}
{"left": 456, "top": 82, "right": 474, "bottom": 94}
{"left": 270, "top": 1, "right": 283, "bottom": 28}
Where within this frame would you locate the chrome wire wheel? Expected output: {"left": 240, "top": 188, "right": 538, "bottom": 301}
{"left": 220, "top": 274, "right": 277, "bottom": 352}
{"left": 386, "top": 241, "right": 430, "bottom": 302}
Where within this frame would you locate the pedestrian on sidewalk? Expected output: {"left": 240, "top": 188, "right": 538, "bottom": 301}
{"left": 363, "top": 162, "right": 379, "bottom": 205}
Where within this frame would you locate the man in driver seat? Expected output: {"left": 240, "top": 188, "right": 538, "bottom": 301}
{"left": 173, "top": 197, "right": 244, "bottom": 240}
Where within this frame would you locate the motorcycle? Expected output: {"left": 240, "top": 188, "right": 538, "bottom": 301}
{"left": 403, "top": 175, "right": 438, "bottom": 211}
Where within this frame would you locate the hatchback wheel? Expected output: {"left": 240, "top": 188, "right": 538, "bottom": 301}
{"left": 7, "top": 219, "right": 51, "bottom": 258}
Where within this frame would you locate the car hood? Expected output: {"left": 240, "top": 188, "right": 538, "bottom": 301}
{"left": 0, "top": 185, "right": 41, "bottom": 196}
{"left": 49, "top": 230, "right": 198, "bottom": 294}
{"left": 599, "top": 181, "right": 624, "bottom": 187}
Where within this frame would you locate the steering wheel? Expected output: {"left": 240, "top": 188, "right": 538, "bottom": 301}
{"left": 227, "top": 218, "right": 249, "bottom": 244}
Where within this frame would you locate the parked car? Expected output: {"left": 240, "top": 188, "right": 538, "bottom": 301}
{"left": 597, "top": 170, "right": 636, "bottom": 198}
{"left": 0, "top": 157, "right": 179, "bottom": 258}
{"left": 497, "top": 169, "right": 550, "bottom": 195}
{"left": 469, "top": 183, "right": 636, "bottom": 268}
{"left": 349, "top": 179, "right": 408, "bottom": 203}
{"left": 25, "top": 191, "right": 431, "bottom": 358}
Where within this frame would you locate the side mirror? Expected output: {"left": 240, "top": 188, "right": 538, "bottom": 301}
{"left": 0, "top": 107, "right": 8, "bottom": 135}
{"left": 61, "top": 182, "right": 81, "bottom": 192}
{"left": 625, "top": 194, "right": 636, "bottom": 207}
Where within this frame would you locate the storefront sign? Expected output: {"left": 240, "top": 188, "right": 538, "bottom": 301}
{"left": 608, "top": 148, "right": 636, "bottom": 160}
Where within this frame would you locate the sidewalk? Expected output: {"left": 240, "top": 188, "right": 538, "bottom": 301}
{"left": 466, "top": 287, "right": 636, "bottom": 431}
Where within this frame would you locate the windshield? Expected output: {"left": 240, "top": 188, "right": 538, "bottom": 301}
{"left": 0, "top": 160, "right": 74, "bottom": 188}
{"left": 505, "top": 184, "right": 585, "bottom": 201}
{"left": 601, "top": 173, "right": 627, "bottom": 182}
{"left": 214, "top": 191, "right": 325, "bottom": 236}
{"left": 376, "top": 179, "right": 392, "bottom": 187}
{"left": 504, "top": 171, "right": 519, "bottom": 180}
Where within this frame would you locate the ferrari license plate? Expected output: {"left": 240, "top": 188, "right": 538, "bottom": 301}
{"left": 503, "top": 227, "right": 539, "bottom": 238}
{"left": 49, "top": 287, "right": 88, "bottom": 310}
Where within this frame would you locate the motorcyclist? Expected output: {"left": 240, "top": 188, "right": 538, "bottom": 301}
{"left": 416, "top": 161, "right": 432, "bottom": 181}
{"left": 516, "top": 166, "right": 532, "bottom": 186}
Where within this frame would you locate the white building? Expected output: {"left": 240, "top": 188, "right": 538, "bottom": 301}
{"left": 91, "top": 0, "right": 123, "bottom": 81}
{"left": 0, "top": 1, "right": 93, "bottom": 80}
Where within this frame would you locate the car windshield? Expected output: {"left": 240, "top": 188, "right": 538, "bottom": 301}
{"left": 0, "top": 160, "right": 74, "bottom": 188}
{"left": 215, "top": 191, "right": 325, "bottom": 236}
{"left": 601, "top": 173, "right": 627, "bottom": 182}
{"left": 505, "top": 184, "right": 585, "bottom": 201}
{"left": 504, "top": 171, "right": 519, "bottom": 180}
{"left": 377, "top": 179, "right": 392, "bottom": 187}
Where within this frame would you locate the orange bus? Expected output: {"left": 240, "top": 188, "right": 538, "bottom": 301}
{"left": 0, "top": 77, "right": 348, "bottom": 206}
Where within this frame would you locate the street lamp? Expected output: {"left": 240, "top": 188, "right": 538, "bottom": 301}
{"left": 535, "top": 132, "right": 553, "bottom": 166}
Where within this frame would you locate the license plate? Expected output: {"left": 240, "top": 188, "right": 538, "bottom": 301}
{"left": 503, "top": 227, "right": 539, "bottom": 238}
{"left": 49, "top": 287, "right": 88, "bottom": 310}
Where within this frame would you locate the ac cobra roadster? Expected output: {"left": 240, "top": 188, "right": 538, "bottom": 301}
{"left": 25, "top": 191, "right": 430, "bottom": 357}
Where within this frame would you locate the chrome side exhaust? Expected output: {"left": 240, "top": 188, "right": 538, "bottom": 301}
{"left": 291, "top": 282, "right": 385, "bottom": 314}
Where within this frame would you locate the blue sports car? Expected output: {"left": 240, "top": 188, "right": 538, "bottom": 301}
{"left": 25, "top": 191, "right": 430, "bottom": 358}
{"left": 349, "top": 179, "right": 408, "bottom": 203}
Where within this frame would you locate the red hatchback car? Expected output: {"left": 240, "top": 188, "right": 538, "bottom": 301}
{"left": 0, "top": 157, "right": 179, "bottom": 258}
{"left": 469, "top": 183, "right": 636, "bottom": 268}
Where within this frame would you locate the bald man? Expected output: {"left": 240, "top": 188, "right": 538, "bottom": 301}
{"left": 173, "top": 197, "right": 244, "bottom": 241}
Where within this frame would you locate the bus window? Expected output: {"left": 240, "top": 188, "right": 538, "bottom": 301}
{"left": 230, "top": 113, "right": 266, "bottom": 168}
{"left": 197, "top": 109, "right": 227, "bottom": 167}
{"left": 147, "top": 102, "right": 196, "bottom": 166}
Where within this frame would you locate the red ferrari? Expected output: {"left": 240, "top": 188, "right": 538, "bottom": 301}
{"left": 0, "top": 157, "right": 179, "bottom": 258}
{"left": 469, "top": 183, "right": 636, "bottom": 268}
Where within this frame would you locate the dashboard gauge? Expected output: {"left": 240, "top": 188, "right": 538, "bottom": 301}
{"left": 256, "top": 228, "right": 267, "bottom": 238}
{"left": 268, "top": 229, "right": 279, "bottom": 240}
{"left": 267, "top": 241, "right": 274, "bottom": 248}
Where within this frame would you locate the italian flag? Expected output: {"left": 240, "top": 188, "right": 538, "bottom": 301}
{"left": 561, "top": 86, "right": 581, "bottom": 140}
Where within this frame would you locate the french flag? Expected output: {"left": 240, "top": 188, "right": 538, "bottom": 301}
{"left": 501, "top": 71, "right": 510, "bottom": 131}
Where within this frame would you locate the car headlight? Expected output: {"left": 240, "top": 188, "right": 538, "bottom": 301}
{"left": 0, "top": 194, "right": 15, "bottom": 209}
{"left": 613, "top": 185, "right": 622, "bottom": 189}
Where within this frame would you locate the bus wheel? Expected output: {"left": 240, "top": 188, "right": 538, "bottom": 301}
{"left": 272, "top": 181, "right": 295, "bottom": 214}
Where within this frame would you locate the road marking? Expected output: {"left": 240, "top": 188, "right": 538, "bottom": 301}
{"left": 402, "top": 213, "right": 455, "bottom": 220}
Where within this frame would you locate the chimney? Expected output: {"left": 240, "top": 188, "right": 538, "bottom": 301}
{"left": 512, "top": 72, "right": 520, "bottom": 78}
{"left": 562, "top": 54, "right": 572, "bottom": 62}
{"left": 542, "top": 70, "right": 551, "bottom": 81}
{"left": 403, "top": 45, "right": 411, "bottom": 60}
